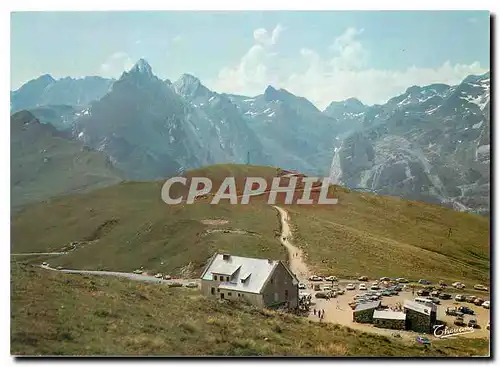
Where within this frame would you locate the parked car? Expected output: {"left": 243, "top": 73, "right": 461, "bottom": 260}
{"left": 154, "top": 273, "right": 163, "bottom": 279}
{"left": 438, "top": 280, "right": 448, "bottom": 287}
{"left": 418, "top": 279, "right": 431, "bottom": 285}
{"left": 474, "top": 298, "right": 485, "bottom": 306}
{"left": 439, "top": 293, "right": 452, "bottom": 300}
{"left": 468, "top": 318, "right": 478, "bottom": 328}
{"left": 336, "top": 289, "right": 345, "bottom": 295}
{"left": 417, "top": 289, "right": 430, "bottom": 296}
{"left": 454, "top": 315, "right": 465, "bottom": 326}
{"left": 42, "top": 262, "right": 49, "bottom": 267}
{"left": 416, "top": 336, "right": 431, "bottom": 345}
{"left": 482, "top": 301, "right": 490, "bottom": 309}
{"left": 428, "top": 297, "right": 441, "bottom": 305}
{"left": 445, "top": 307, "right": 463, "bottom": 316}
{"left": 185, "top": 282, "right": 198, "bottom": 288}
{"left": 474, "top": 284, "right": 488, "bottom": 291}
{"left": 392, "top": 285, "right": 402, "bottom": 292}
{"left": 56, "top": 266, "right": 63, "bottom": 270}
{"left": 322, "top": 286, "right": 332, "bottom": 292}
{"left": 465, "top": 295, "right": 477, "bottom": 303}
{"left": 455, "top": 294, "right": 465, "bottom": 301}
{"left": 452, "top": 282, "right": 466, "bottom": 289}
{"left": 359, "top": 284, "right": 367, "bottom": 290}
{"left": 358, "top": 276, "right": 369, "bottom": 281}
{"left": 309, "top": 275, "right": 323, "bottom": 281}
{"left": 382, "top": 290, "right": 393, "bottom": 297}
{"left": 325, "top": 276, "right": 337, "bottom": 282}
{"left": 430, "top": 290, "right": 440, "bottom": 297}
{"left": 315, "top": 292, "right": 329, "bottom": 299}
{"left": 133, "top": 269, "right": 143, "bottom": 274}
{"left": 298, "top": 283, "right": 306, "bottom": 289}
{"left": 396, "top": 278, "right": 409, "bottom": 283}
{"left": 458, "top": 306, "right": 475, "bottom": 315}
{"left": 163, "top": 275, "right": 172, "bottom": 280}
{"left": 379, "top": 277, "right": 390, "bottom": 281}
{"left": 346, "top": 284, "right": 356, "bottom": 290}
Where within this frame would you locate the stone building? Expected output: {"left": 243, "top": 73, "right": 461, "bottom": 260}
{"left": 404, "top": 300, "right": 437, "bottom": 333}
{"left": 353, "top": 301, "right": 381, "bottom": 323}
{"left": 373, "top": 310, "right": 406, "bottom": 330}
{"left": 200, "top": 253, "right": 299, "bottom": 309}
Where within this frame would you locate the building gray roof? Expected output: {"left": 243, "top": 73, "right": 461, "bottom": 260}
{"left": 404, "top": 300, "right": 437, "bottom": 314}
{"left": 354, "top": 300, "right": 381, "bottom": 312}
{"left": 200, "top": 253, "right": 296, "bottom": 294}
{"left": 373, "top": 310, "right": 406, "bottom": 320}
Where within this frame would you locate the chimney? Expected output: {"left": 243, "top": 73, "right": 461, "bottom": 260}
{"left": 222, "top": 254, "right": 231, "bottom": 261}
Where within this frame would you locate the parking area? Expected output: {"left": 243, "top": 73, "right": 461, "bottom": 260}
{"left": 302, "top": 280, "right": 490, "bottom": 340}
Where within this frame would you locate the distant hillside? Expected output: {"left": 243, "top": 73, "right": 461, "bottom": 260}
{"left": 11, "top": 164, "right": 489, "bottom": 285}
{"left": 11, "top": 111, "right": 123, "bottom": 209}
{"left": 11, "top": 262, "right": 489, "bottom": 356}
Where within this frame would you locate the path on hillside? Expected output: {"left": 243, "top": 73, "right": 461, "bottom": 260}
{"left": 273, "top": 205, "right": 311, "bottom": 281}
{"left": 39, "top": 264, "right": 200, "bottom": 286}
{"left": 11, "top": 252, "right": 68, "bottom": 256}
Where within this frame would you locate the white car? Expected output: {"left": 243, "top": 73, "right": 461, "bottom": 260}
{"left": 455, "top": 294, "right": 465, "bottom": 301}
{"left": 370, "top": 284, "right": 380, "bottom": 290}
{"left": 359, "top": 284, "right": 367, "bottom": 290}
{"left": 42, "top": 262, "right": 48, "bottom": 267}
{"left": 482, "top": 301, "right": 490, "bottom": 309}
{"left": 163, "top": 275, "right": 172, "bottom": 280}
{"left": 346, "top": 283, "right": 356, "bottom": 290}
{"left": 336, "top": 289, "right": 345, "bottom": 295}
{"left": 325, "top": 276, "right": 337, "bottom": 282}
{"left": 133, "top": 269, "right": 143, "bottom": 274}
{"left": 309, "top": 275, "right": 323, "bottom": 281}
{"left": 298, "top": 283, "right": 306, "bottom": 289}
{"left": 185, "top": 282, "right": 198, "bottom": 288}
{"left": 452, "top": 282, "right": 466, "bottom": 289}
{"left": 322, "top": 286, "right": 332, "bottom": 291}
{"left": 154, "top": 273, "right": 163, "bottom": 279}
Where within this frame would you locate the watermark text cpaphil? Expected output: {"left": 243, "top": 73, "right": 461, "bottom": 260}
{"left": 161, "top": 176, "right": 339, "bottom": 205}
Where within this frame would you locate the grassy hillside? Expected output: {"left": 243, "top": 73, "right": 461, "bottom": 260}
{"left": 12, "top": 164, "right": 489, "bottom": 284}
{"left": 11, "top": 165, "right": 286, "bottom": 276}
{"left": 288, "top": 187, "right": 490, "bottom": 285}
{"left": 11, "top": 111, "right": 123, "bottom": 210}
{"left": 11, "top": 263, "right": 489, "bottom": 356}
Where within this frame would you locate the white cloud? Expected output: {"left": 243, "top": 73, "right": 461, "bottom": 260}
{"left": 211, "top": 26, "right": 488, "bottom": 110}
{"left": 253, "top": 23, "right": 285, "bottom": 46}
{"left": 100, "top": 52, "right": 134, "bottom": 76}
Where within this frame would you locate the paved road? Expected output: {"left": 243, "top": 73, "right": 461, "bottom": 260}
{"left": 11, "top": 252, "right": 68, "bottom": 256}
{"left": 39, "top": 265, "right": 199, "bottom": 286}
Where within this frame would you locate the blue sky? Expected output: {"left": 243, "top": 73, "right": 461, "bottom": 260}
{"left": 11, "top": 11, "right": 490, "bottom": 108}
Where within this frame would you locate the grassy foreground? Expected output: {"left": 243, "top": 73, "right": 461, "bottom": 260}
{"left": 11, "top": 263, "right": 489, "bottom": 356}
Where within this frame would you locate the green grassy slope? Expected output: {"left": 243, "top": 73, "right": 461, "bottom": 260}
{"left": 288, "top": 187, "right": 490, "bottom": 284}
{"left": 11, "top": 164, "right": 489, "bottom": 284}
{"left": 11, "top": 169, "right": 286, "bottom": 276}
{"left": 11, "top": 263, "right": 489, "bottom": 356}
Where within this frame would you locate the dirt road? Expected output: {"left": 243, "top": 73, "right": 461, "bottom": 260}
{"left": 273, "top": 205, "right": 310, "bottom": 281}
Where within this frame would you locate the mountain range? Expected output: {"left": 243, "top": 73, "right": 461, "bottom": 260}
{"left": 10, "top": 59, "right": 490, "bottom": 214}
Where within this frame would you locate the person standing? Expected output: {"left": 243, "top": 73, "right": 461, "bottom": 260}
{"left": 313, "top": 308, "right": 316, "bottom": 316}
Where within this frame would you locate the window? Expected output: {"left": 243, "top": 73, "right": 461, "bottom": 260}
{"left": 238, "top": 293, "right": 241, "bottom": 297}
{"left": 226, "top": 276, "right": 230, "bottom": 282}
{"left": 228, "top": 292, "right": 232, "bottom": 296}
{"left": 270, "top": 278, "right": 274, "bottom": 284}
{"left": 213, "top": 275, "right": 218, "bottom": 281}
{"left": 211, "top": 287, "right": 215, "bottom": 295}
{"left": 217, "top": 289, "right": 220, "bottom": 293}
